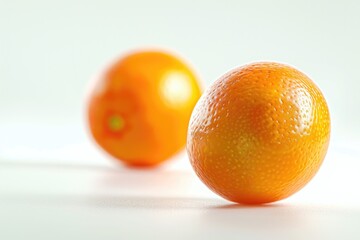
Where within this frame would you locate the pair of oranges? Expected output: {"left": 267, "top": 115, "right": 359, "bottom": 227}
{"left": 88, "top": 49, "right": 331, "bottom": 204}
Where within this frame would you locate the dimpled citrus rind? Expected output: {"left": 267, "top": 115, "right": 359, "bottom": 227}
{"left": 187, "top": 62, "right": 330, "bottom": 204}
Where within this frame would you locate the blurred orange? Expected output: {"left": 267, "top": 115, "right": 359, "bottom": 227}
{"left": 187, "top": 62, "right": 330, "bottom": 204}
{"left": 88, "top": 50, "right": 202, "bottom": 166}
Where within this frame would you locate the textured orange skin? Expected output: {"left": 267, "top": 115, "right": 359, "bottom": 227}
{"left": 88, "top": 50, "right": 202, "bottom": 167}
{"left": 187, "top": 62, "right": 330, "bottom": 204}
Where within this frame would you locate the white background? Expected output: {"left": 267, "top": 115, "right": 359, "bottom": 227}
{"left": 1, "top": 0, "right": 360, "bottom": 239}
{"left": 1, "top": 0, "right": 360, "bottom": 142}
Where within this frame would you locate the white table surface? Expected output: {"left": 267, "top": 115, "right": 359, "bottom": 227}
{"left": 0, "top": 124, "right": 359, "bottom": 240}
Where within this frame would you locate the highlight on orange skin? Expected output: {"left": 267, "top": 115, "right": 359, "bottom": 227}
{"left": 187, "top": 62, "right": 330, "bottom": 204}
{"left": 88, "top": 49, "right": 202, "bottom": 167}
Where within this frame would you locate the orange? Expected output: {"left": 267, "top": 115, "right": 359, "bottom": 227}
{"left": 187, "top": 62, "right": 330, "bottom": 204}
{"left": 88, "top": 50, "right": 202, "bottom": 166}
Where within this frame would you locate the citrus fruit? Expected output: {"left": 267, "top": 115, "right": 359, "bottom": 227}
{"left": 187, "top": 62, "right": 330, "bottom": 204}
{"left": 88, "top": 50, "right": 202, "bottom": 166}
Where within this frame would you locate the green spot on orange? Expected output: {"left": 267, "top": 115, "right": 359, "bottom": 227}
{"left": 108, "top": 115, "right": 125, "bottom": 132}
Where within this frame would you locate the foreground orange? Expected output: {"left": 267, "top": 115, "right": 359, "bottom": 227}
{"left": 187, "top": 62, "right": 330, "bottom": 204}
{"left": 88, "top": 50, "right": 202, "bottom": 166}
